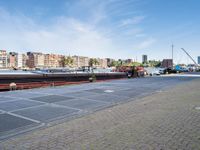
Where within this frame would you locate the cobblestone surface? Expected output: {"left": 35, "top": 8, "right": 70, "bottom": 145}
{"left": 1, "top": 79, "right": 200, "bottom": 150}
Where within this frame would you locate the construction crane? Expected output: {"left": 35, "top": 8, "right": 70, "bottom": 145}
{"left": 181, "top": 48, "right": 199, "bottom": 70}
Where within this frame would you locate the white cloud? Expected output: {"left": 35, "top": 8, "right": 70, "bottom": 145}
{"left": 0, "top": 2, "right": 151, "bottom": 60}
{"left": 123, "top": 28, "right": 143, "bottom": 36}
{"left": 0, "top": 9, "right": 117, "bottom": 58}
{"left": 137, "top": 38, "right": 156, "bottom": 49}
{"left": 119, "top": 16, "right": 145, "bottom": 27}
{"left": 135, "top": 33, "right": 146, "bottom": 37}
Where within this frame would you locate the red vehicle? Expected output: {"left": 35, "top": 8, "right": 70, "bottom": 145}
{"left": 115, "top": 66, "right": 146, "bottom": 77}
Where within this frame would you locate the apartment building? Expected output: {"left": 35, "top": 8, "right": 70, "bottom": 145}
{"left": 142, "top": 55, "right": 148, "bottom": 64}
{"left": 1, "top": 50, "right": 110, "bottom": 69}
{"left": 27, "top": 52, "right": 45, "bottom": 68}
{"left": 96, "top": 58, "right": 108, "bottom": 68}
{"left": 16, "top": 53, "right": 23, "bottom": 68}
{"left": 44, "top": 54, "right": 64, "bottom": 68}
{"left": 161, "top": 59, "right": 173, "bottom": 68}
{"left": 21, "top": 54, "right": 28, "bottom": 68}
{"left": 72, "top": 55, "right": 89, "bottom": 68}
{"left": 8, "top": 52, "right": 17, "bottom": 68}
{"left": 125, "top": 59, "right": 133, "bottom": 64}
{"left": 0, "top": 50, "right": 8, "bottom": 68}
{"left": 4, "top": 52, "right": 27, "bottom": 68}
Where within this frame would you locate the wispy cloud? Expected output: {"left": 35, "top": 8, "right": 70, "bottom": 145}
{"left": 0, "top": 8, "right": 116, "bottom": 58}
{"left": 0, "top": 0, "right": 153, "bottom": 59}
{"left": 119, "top": 16, "right": 145, "bottom": 27}
{"left": 137, "top": 38, "right": 156, "bottom": 49}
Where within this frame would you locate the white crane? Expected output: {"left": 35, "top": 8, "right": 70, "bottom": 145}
{"left": 181, "top": 48, "right": 199, "bottom": 70}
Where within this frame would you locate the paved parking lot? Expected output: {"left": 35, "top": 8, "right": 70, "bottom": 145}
{"left": 0, "top": 76, "right": 196, "bottom": 140}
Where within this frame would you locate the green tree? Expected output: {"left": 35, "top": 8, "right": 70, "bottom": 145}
{"left": 109, "top": 60, "right": 118, "bottom": 67}
{"left": 89, "top": 58, "right": 99, "bottom": 67}
{"left": 130, "top": 62, "right": 142, "bottom": 67}
{"left": 109, "top": 60, "right": 122, "bottom": 67}
{"left": 62, "top": 56, "right": 74, "bottom": 67}
{"left": 148, "top": 60, "right": 161, "bottom": 67}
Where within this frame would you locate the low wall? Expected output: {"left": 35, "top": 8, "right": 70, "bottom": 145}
{"left": 0, "top": 73, "right": 127, "bottom": 91}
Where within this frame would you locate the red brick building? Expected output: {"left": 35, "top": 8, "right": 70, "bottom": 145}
{"left": 161, "top": 59, "right": 173, "bottom": 68}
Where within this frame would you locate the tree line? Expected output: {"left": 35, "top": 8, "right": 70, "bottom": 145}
{"left": 61, "top": 56, "right": 100, "bottom": 68}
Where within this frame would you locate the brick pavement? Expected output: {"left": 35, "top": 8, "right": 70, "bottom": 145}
{"left": 1, "top": 79, "right": 200, "bottom": 150}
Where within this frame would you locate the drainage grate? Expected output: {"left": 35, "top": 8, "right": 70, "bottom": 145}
{"left": 195, "top": 107, "right": 200, "bottom": 110}
{"left": 104, "top": 90, "right": 114, "bottom": 93}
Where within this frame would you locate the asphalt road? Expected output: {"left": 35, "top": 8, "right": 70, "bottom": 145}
{"left": 0, "top": 75, "right": 198, "bottom": 140}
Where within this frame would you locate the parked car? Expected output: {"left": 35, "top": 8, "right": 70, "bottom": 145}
{"left": 149, "top": 70, "right": 160, "bottom": 76}
{"left": 159, "top": 68, "right": 165, "bottom": 74}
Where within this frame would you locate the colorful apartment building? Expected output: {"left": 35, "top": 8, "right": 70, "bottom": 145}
{"left": 0, "top": 50, "right": 8, "bottom": 68}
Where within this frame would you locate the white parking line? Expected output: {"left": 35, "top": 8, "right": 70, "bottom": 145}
{"left": 25, "top": 91, "right": 54, "bottom": 95}
{"left": 0, "top": 109, "right": 6, "bottom": 114}
{"left": 0, "top": 123, "right": 45, "bottom": 140}
{"left": 51, "top": 103, "right": 83, "bottom": 111}
{"left": 0, "top": 95, "right": 37, "bottom": 100}
{"left": 58, "top": 97, "right": 110, "bottom": 105}
{"left": 7, "top": 112, "right": 41, "bottom": 124}
{"left": 162, "top": 74, "right": 200, "bottom": 77}
{"left": 0, "top": 99, "right": 20, "bottom": 104}
{"left": 83, "top": 98, "right": 111, "bottom": 104}
{"left": 0, "top": 95, "right": 46, "bottom": 103}
{"left": 9, "top": 104, "right": 46, "bottom": 113}
{"left": 0, "top": 94, "right": 84, "bottom": 113}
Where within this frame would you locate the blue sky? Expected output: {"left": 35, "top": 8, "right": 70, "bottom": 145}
{"left": 0, "top": 0, "right": 199, "bottom": 63}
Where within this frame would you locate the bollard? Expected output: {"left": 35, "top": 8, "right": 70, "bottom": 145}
{"left": 89, "top": 77, "right": 93, "bottom": 82}
{"left": 9, "top": 82, "right": 17, "bottom": 91}
{"left": 50, "top": 82, "right": 55, "bottom": 87}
